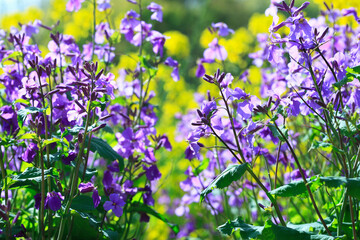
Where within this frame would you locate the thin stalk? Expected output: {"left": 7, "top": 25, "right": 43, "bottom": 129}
{"left": 268, "top": 118, "right": 332, "bottom": 235}
{"left": 217, "top": 84, "right": 246, "bottom": 163}
{"left": 36, "top": 70, "right": 49, "bottom": 240}
{"left": 0, "top": 148, "right": 10, "bottom": 240}
{"left": 349, "top": 196, "right": 358, "bottom": 240}
{"left": 208, "top": 125, "right": 286, "bottom": 226}
{"left": 57, "top": 73, "right": 95, "bottom": 240}
{"left": 39, "top": 146, "right": 45, "bottom": 240}
{"left": 274, "top": 142, "right": 282, "bottom": 189}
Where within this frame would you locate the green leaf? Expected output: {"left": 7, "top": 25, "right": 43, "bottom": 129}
{"left": 270, "top": 180, "right": 307, "bottom": 198}
{"left": 91, "top": 100, "right": 107, "bottom": 111}
{"left": 140, "top": 56, "right": 158, "bottom": 77}
{"left": 44, "top": 153, "right": 62, "bottom": 165}
{"left": 286, "top": 219, "right": 333, "bottom": 234}
{"left": 17, "top": 107, "right": 45, "bottom": 128}
{"left": 71, "top": 195, "right": 96, "bottom": 212}
{"left": 218, "top": 217, "right": 263, "bottom": 237}
{"left": 193, "top": 158, "right": 210, "bottom": 176}
{"left": 218, "top": 218, "right": 337, "bottom": 240}
{"left": 200, "top": 163, "right": 248, "bottom": 202}
{"left": 270, "top": 176, "right": 360, "bottom": 200}
{"left": 43, "top": 137, "right": 61, "bottom": 147}
{"left": 128, "top": 202, "right": 179, "bottom": 234}
{"left": 101, "top": 229, "right": 119, "bottom": 240}
{"left": 71, "top": 210, "right": 101, "bottom": 227}
{"left": 309, "top": 141, "right": 344, "bottom": 154}
{"left": 80, "top": 165, "right": 98, "bottom": 182}
{"left": 13, "top": 98, "right": 30, "bottom": 105}
{"left": 17, "top": 133, "right": 37, "bottom": 140}
{"left": 268, "top": 124, "right": 288, "bottom": 142}
{"left": 1, "top": 51, "right": 22, "bottom": 64}
{"left": 8, "top": 167, "right": 59, "bottom": 189}
{"left": 333, "top": 65, "right": 360, "bottom": 89}
{"left": 108, "top": 31, "right": 121, "bottom": 44}
{"left": 86, "top": 137, "right": 124, "bottom": 171}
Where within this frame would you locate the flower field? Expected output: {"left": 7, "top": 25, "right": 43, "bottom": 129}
{"left": 0, "top": 0, "right": 360, "bottom": 239}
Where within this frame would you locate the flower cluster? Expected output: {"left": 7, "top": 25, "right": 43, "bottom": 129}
{"left": 174, "top": 1, "right": 360, "bottom": 238}
{"left": 0, "top": 0, "right": 179, "bottom": 239}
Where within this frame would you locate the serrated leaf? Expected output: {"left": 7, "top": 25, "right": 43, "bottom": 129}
{"left": 8, "top": 167, "right": 59, "bottom": 189}
{"left": 218, "top": 218, "right": 337, "bottom": 239}
{"left": 86, "top": 137, "right": 124, "bottom": 171}
{"left": 128, "top": 202, "right": 179, "bottom": 234}
{"left": 200, "top": 163, "right": 248, "bottom": 202}
{"left": 218, "top": 217, "right": 263, "bottom": 237}
{"left": 271, "top": 176, "right": 360, "bottom": 200}
{"left": 269, "top": 180, "right": 307, "bottom": 197}
{"left": 286, "top": 219, "right": 333, "bottom": 234}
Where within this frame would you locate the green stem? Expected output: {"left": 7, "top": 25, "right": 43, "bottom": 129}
{"left": 57, "top": 72, "right": 95, "bottom": 240}
{"left": 208, "top": 125, "right": 286, "bottom": 226}
{"left": 0, "top": 149, "right": 10, "bottom": 240}
{"left": 269, "top": 118, "right": 332, "bottom": 235}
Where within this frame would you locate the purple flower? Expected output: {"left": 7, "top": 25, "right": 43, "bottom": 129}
{"left": 342, "top": 8, "right": 360, "bottom": 22}
{"left": 45, "top": 191, "right": 64, "bottom": 211}
{"left": 78, "top": 182, "right": 95, "bottom": 193}
{"left": 34, "top": 193, "right": 41, "bottom": 209}
{"left": 164, "top": 57, "right": 179, "bottom": 81}
{"left": 103, "top": 193, "right": 126, "bottom": 217}
{"left": 195, "top": 58, "right": 214, "bottom": 78}
{"left": 116, "top": 128, "right": 145, "bottom": 158}
{"left": 21, "top": 142, "right": 38, "bottom": 163}
{"left": 158, "top": 135, "right": 172, "bottom": 151}
{"left": 146, "top": 31, "right": 167, "bottom": 57}
{"left": 220, "top": 73, "right": 233, "bottom": 88}
{"left": 131, "top": 21, "right": 152, "bottom": 46}
{"left": 22, "top": 20, "right": 41, "bottom": 37}
{"left": 211, "top": 22, "right": 234, "bottom": 37}
{"left": 62, "top": 151, "right": 77, "bottom": 165}
{"left": 200, "top": 100, "right": 217, "bottom": 117}
{"left": 120, "top": 10, "right": 140, "bottom": 42}
{"left": 97, "top": 0, "right": 111, "bottom": 11}
{"left": 203, "top": 38, "right": 227, "bottom": 61}
{"left": 102, "top": 170, "right": 113, "bottom": 191}
{"left": 147, "top": 2, "right": 163, "bottom": 22}
{"left": 95, "top": 22, "right": 114, "bottom": 44}
{"left": 92, "top": 189, "right": 101, "bottom": 208}
{"left": 123, "top": 180, "right": 138, "bottom": 195}
{"left": 107, "top": 160, "right": 120, "bottom": 172}
{"left": 142, "top": 186, "right": 154, "bottom": 206}
{"left": 66, "top": 0, "right": 85, "bottom": 12}
{"left": 0, "top": 105, "right": 19, "bottom": 135}
{"left": 144, "top": 148, "right": 156, "bottom": 164}
{"left": 127, "top": 0, "right": 137, "bottom": 3}
{"left": 143, "top": 165, "right": 162, "bottom": 181}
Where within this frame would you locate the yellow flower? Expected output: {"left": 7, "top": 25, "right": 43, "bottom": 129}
{"left": 199, "top": 29, "right": 214, "bottom": 48}
{"left": 0, "top": 7, "right": 43, "bottom": 31}
{"left": 164, "top": 31, "right": 190, "bottom": 58}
